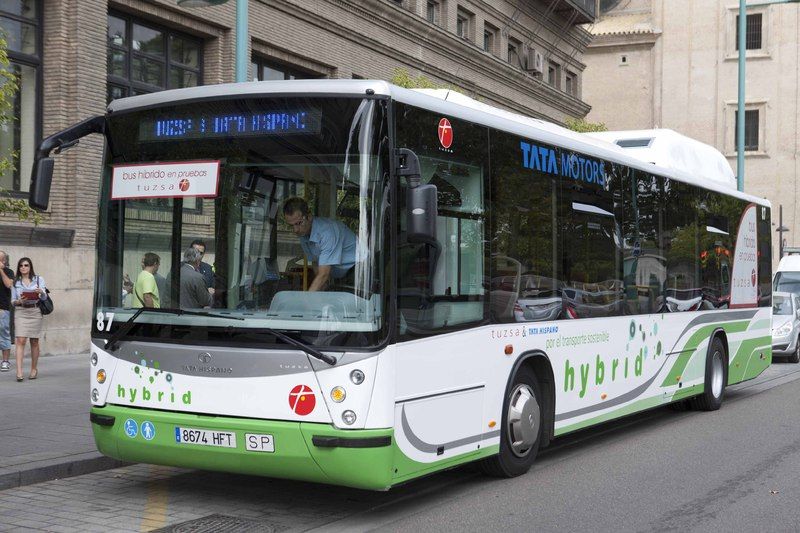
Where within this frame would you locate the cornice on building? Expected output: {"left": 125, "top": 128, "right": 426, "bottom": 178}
{"left": 271, "top": 0, "right": 591, "bottom": 119}
{"left": 587, "top": 31, "right": 661, "bottom": 49}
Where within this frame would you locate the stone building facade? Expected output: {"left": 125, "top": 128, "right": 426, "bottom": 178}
{"left": 582, "top": 0, "right": 799, "bottom": 267}
{"left": 1, "top": 0, "right": 595, "bottom": 354}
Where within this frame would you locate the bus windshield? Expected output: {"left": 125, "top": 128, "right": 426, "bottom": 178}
{"left": 93, "top": 96, "right": 389, "bottom": 348}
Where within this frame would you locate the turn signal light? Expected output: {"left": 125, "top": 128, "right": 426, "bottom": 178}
{"left": 330, "top": 386, "right": 346, "bottom": 403}
{"left": 96, "top": 369, "right": 106, "bottom": 384}
{"left": 504, "top": 345, "right": 513, "bottom": 355}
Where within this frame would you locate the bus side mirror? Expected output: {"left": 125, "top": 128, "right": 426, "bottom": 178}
{"left": 396, "top": 148, "right": 437, "bottom": 244}
{"left": 407, "top": 184, "right": 438, "bottom": 244}
{"left": 29, "top": 157, "right": 54, "bottom": 211}
{"left": 28, "top": 114, "right": 106, "bottom": 211}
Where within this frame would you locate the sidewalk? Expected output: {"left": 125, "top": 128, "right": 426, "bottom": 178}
{"left": 0, "top": 352, "right": 127, "bottom": 490}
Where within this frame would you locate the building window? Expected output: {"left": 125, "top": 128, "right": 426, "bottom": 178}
{"left": 507, "top": 37, "right": 522, "bottom": 68}
{"left": 426, "top": 1, "right": 439, "bottom": 25}
{"left": 107, "top": 12, "right": 202, "bottom": 104}
{"left": 483, "top": 23, "right": 498, "bottom": 55}
{"left": 456, "top": 8, "right": 472, "bottom": 40}
{"left": 548, "top": 61, "right": 561, "bottom": 89}
{"left": 565, "top": 71, "right": 577, "bottom": 96}
{"left": 250, "top": 57, "right": 322, "bottom": 81}
{"left": 735, "top": 109, "right": 760, "bottom": 151}
{"left": 736, "top": 13, "right": 763, "bottom": 50}
{"left": 0, "top": 0, "right": 41, "bottom": 194}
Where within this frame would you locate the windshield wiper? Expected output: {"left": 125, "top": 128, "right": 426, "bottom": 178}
{"left": 104, "top": 307, "right": 244, "bottom": 352}
{"left": 103, "top": 308, "right": 336, "bottom": 366}
{"left": 259, "top": 328, "right": 337, "bottom": 366}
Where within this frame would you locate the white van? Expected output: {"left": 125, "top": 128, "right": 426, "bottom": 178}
{"left": 774, "top": 255, "right": 800, "bottom": 295}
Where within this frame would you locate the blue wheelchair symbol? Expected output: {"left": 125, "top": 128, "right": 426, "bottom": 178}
{"left": 124, "top": 419, "right": 138, "bottom": 438}
{"left": 141, "top": 421, "right": 156, "bottom": 441}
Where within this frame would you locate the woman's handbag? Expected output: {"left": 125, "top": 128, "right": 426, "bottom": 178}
{"left": 36, "top": 277, "right": 54, "bottom": 316}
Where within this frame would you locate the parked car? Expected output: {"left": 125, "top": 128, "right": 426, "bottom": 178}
{"left": 774, "top": 255, "right": 800, "bottom": 296}
{"left": 772, "top": 291, "right": 800, "bottom": 363}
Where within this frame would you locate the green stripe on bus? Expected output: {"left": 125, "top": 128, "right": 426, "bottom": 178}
{"left": 554, "top": 396, "right": 665, "bottom": 436}
{"left": 660, "top": 321, "right": 749, "bottom": 387}
{"left": 748, "top": 319, "right": 770, "bottom": 331}
{"left": 728, "top": 337, "right": 771, "bottom": 383}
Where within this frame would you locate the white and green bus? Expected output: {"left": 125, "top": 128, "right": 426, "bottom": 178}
{"left": 29, "top": 80, "right": 772, "bottom": 490}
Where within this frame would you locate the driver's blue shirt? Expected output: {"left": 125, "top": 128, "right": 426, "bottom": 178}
{"left": 299, "top": 217, "right": 357, "bottom": 278}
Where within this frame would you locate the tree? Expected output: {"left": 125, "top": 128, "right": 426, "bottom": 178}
{"left": 390, "top": 68, "right": 444, "bottom": 90}
{"left": 0, "top": 32, "right": 41, "bottom": 224}
{"left": 565, "top": 117, "right": 608, "bottom": 133}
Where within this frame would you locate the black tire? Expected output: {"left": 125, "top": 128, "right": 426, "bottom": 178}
{"left": 789, "top": 337, "right": 800, "bottom": 364}
{"left": 692, "top": 336, "right": 727, "bottom": 411}
{"left": 479, "top": 365, "right": 543, "bottom": 478}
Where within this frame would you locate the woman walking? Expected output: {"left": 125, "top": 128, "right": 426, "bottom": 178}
{"left": 10, "top": 258, "right": 48, "bottom": 382}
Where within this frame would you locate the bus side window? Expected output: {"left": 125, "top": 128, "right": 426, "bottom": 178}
{"left": 663, "top": 180, "right": 700, "bottom": 312}
{"left": 489, "top": 130, "right": 558, "bottom": 323}
{"left": 395, "top": 106, "right": 489, "bottom": 339}
{"left": 624, "top": 170, "right": 665, "bottom": 315}
{"left": 559, "top": 158, "right": 624, "bottom": 320}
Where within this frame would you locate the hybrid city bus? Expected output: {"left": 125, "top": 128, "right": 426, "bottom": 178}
{"left": 28, "top": 80, "right": 772, "bottom": 490}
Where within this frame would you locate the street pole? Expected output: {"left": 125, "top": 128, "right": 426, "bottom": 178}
{"left": 737, "top": 0, "right": 800, "bottom": 192}
{"left": 235, "top": 0, "right": 249, "bottom": 82}
{"left": 737, "top": 0, "right": 746, "bottom": 192}
{"left": 178, "top": 0, "right": 248, "bottom": 82}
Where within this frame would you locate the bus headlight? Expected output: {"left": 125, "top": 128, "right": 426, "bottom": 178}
{"left": 91, "top": 353, "right": 98, "bottom": 366}
{"left": 96, "top": 369, "right": 106, "bottom": 384}
{"left": 350, "top": 369, "right": 365, "bottom": 385}
{"left": 91, "top": 388, "right": 99, "bottom": 402}
{"left": 330, "top": 386, "right": 346, "bottom": 403}
{"left": 342, "top": 410, "right": 357, "bottom": 425}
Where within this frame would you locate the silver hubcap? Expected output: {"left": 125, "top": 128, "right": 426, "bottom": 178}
{"left": 711, "top": 350, "right": 724, "bottom": 398}
{"left": 506, "top": 384, "right": 540, "bottom": 458}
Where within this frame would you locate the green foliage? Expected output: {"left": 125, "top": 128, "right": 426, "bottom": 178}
{"left": 0, "top": 32, "right": 41, "bottom": 224}
{"left": 565, "top": 117, "right": 608, "bottom": 133}
{"left": 390, "top": 68, "right": 446, "bottom": 90}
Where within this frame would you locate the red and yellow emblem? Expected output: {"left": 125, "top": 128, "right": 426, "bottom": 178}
{"left": 288, "top": 384, "right": 316, "bottom": 416}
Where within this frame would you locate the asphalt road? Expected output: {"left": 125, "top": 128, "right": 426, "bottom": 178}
{"left": 4, "top": 360, "right": 800, "bottom": 533}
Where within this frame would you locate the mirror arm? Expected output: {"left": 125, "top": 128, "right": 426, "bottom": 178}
{"left": 36, "top": 115, "right": 105, "bottom": 159}
{"left": 395, "top": 148, "right": 422, "bottom": 187}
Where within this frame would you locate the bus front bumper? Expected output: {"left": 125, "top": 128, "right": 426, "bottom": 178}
{"left": 90, "top": 405, "right": 395, "bottom": 490}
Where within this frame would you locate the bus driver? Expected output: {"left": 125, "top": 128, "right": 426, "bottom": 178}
{"left": 283, "top": 197, "right": 357, "bottom": 292}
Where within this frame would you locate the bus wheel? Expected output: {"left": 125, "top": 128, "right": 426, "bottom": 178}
{"left": 479, "top": 366, "right": 542, "bottom": 478}
{"left": 790, "top": 337, "right": 800, "bottom": 364}
{"left": 692, "top": 337, "right": 727, "bottom": 411}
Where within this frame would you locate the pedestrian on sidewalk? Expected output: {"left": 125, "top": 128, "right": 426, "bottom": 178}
{"left": 10, "top": 257, "right": 48, "bottom": 382}
{"left": 0, "top": 251, "right": 13, "bottom": 373}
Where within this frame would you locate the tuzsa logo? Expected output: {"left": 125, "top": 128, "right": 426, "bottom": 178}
{"left": 288, "top": 385, "right": 316, "bottom": 415}
{"left": 438, "top": 118, "right": 453, "bottom": 149}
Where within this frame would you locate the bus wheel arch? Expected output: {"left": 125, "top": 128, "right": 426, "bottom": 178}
{"left": 515, "top": 351, "right": 555, "bottom": 449}
{"left": 479, "top": 351, "right": 554, "bottom": 478}
{"left": 692, "top": 329, "right": 728, "bottom": 411}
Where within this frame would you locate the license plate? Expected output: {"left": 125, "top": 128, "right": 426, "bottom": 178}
{"left": 174, "top": 427, "right": 237, "bottom": 448}
{"left": 245, "top": 433, "right": 275, "bottom": 453}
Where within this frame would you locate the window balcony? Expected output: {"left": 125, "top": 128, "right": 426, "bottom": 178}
{"left": 542, "top": 0, "right": 596, "bottom": 25}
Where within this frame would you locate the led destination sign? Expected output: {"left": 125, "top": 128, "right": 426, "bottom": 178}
{"left": 139, "top": 108, "right": 322, "bottom": 141}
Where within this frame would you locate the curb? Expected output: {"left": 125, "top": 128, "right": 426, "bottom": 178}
{"left": 0, "top": 453, "right": 131, "bottom": 491}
